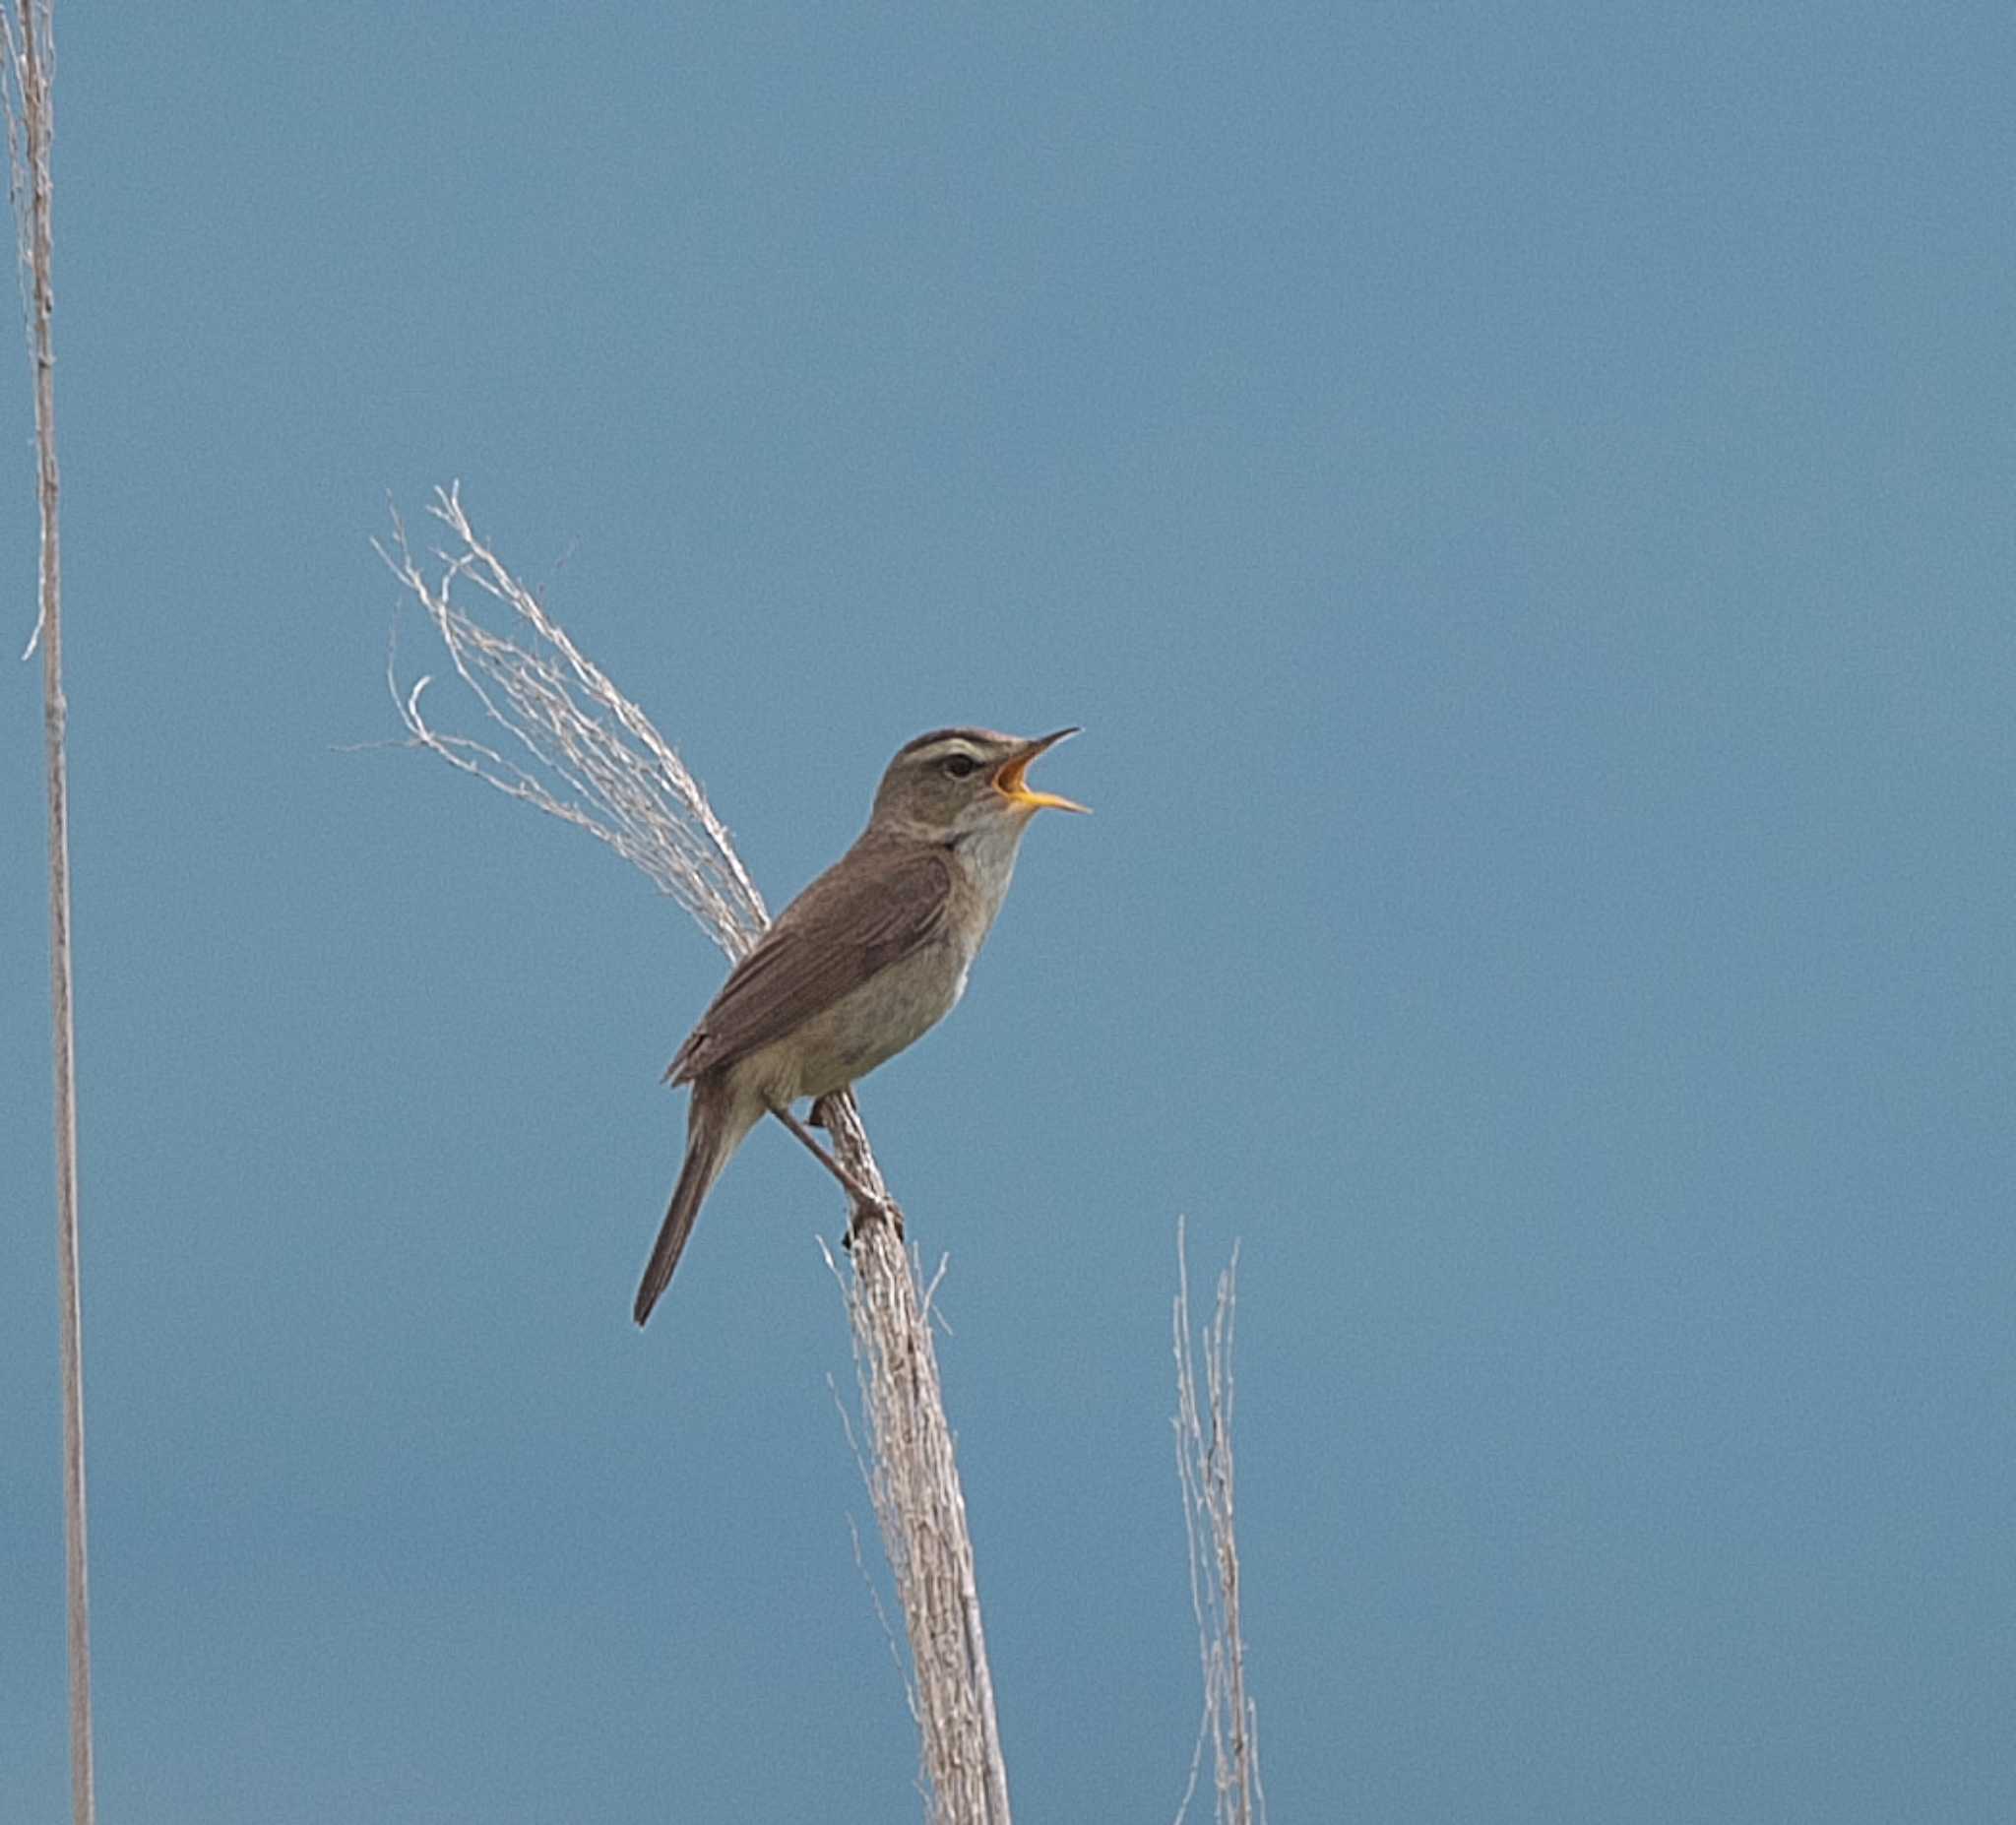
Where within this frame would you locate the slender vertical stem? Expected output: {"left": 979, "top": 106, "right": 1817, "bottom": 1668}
{"left": 824, "top": 1091, "right": 1013, "bottom": 1824}
{"left": 1173, "top": 1221, "right": 1262, "bottom": 1825}
{"left": 13, "top": 2, "right": 94, "bottom": 1819}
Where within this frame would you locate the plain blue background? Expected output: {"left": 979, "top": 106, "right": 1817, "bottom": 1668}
{"left": 4, "top": 6, "right": 2011, "bottom": 1820}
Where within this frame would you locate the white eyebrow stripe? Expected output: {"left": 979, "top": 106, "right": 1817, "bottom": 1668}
{"left": 906, "top": 737, "right": 990, "bottom": 764}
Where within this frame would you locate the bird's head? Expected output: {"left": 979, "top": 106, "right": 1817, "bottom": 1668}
{"left": 869, "top": 726, "right": 1089, "bottom": 844}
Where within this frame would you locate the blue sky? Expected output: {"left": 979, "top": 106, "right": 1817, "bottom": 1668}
{"left": 3, "top": 6, "right": 2011, "bottom": 1820}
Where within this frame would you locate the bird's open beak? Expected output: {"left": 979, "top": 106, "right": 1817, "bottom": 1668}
{"left": 993, "top": 727, "right": 1090, "bottom": 814}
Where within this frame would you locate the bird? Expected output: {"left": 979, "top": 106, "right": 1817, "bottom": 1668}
{"left": 633, "top": 725, "right": 1088, "bottom": 1325}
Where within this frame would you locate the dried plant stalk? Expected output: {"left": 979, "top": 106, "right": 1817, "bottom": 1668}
{"left": 5, "top": 2, "right": 96, "bottom": 1820}
{"left": 376, "top": 485, "right": 769, "bottom": 957}
{"left": 1172, "top": 1218, "right": 1264, "bottom": 1825}
{"left": 824, "top": 1167, "right": 1013, "bottom": 1825}
{"left": 379, "top": 488, "right": 1011, "bottom": 1822}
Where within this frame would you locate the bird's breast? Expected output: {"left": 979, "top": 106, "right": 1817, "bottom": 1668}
{"left": 749, "top": 935, "right": 971, "bottom": 1102}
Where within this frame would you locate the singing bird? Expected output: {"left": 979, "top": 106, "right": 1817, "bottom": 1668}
{"left": 633, "top": 726, "right": 1087, "bottom": 1325}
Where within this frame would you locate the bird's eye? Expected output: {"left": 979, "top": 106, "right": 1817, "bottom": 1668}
{"left": 941, "top": 754, "right": 979, "bottom": 779}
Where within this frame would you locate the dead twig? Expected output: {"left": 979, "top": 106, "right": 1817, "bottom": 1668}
{"left": 5, "top": 3, "right": 95, "bottom": 1819}
{"left": 1173, "top": 1218, "right": 1264, "bottom": 1825}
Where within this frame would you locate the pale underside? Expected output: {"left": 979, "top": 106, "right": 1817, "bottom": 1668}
{"left": 668, "top": 838, "right": 972, "bottom": 1099}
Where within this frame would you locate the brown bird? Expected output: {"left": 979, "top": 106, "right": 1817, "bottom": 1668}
{"left": 634, "top": 726, "right": 1087, "bottom": 1325}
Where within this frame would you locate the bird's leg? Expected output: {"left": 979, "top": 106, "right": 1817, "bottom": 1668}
{"left": 808, "top": 1092, "right": 842, "bottom": 1132}
{"left": 767, "top": 1102, "right": 904, "bottom": 1237}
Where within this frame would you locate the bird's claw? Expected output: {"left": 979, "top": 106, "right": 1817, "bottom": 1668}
{"left": 845, "top": 1194, "right": 905, "bottom": 1246}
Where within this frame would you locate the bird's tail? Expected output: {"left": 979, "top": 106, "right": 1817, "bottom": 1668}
{"left": 634, "top": 1090, "right": 753, "bottom": 1327}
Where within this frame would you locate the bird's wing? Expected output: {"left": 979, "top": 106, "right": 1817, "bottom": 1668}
{"left": 666, "top": 845, "right": 954, "bottom": 1084}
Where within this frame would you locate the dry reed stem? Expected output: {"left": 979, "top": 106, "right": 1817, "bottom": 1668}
{"left": 375, "top": 485, "right": 769, "bottom": 956}
{"left": 1173, "top": 1218, "right": 1264, "bottom": 1825}
{"left": 379, "top": 488, "right": 1011, "bottom": 1822}
{"left": 5, "top": 3, "right": 95, "bottom": 1819}
{"left": 821, "top": 1162, "right": 1012, "bottom": 1825}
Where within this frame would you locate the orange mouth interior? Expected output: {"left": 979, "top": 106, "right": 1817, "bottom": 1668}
{"left": 993, "top": 748, "right": 1090, "bottom": 814}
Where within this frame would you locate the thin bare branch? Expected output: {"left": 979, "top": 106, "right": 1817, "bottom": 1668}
{"left": 379, "top": 491, "right": 1011, "bottom": 1822}
{"left": 1173, "top": 1218, "right": 1264, "bottom": 1825}
{"left": 5, "top": 0, "right": 94, "bottom": 1818}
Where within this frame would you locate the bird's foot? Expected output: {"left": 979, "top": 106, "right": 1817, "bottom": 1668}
{"left": 808, "top": 1093, "right": 841, "bottom": 1133}
{"left": 845, "top": 1194, "right": 905, "bottom": 1247}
